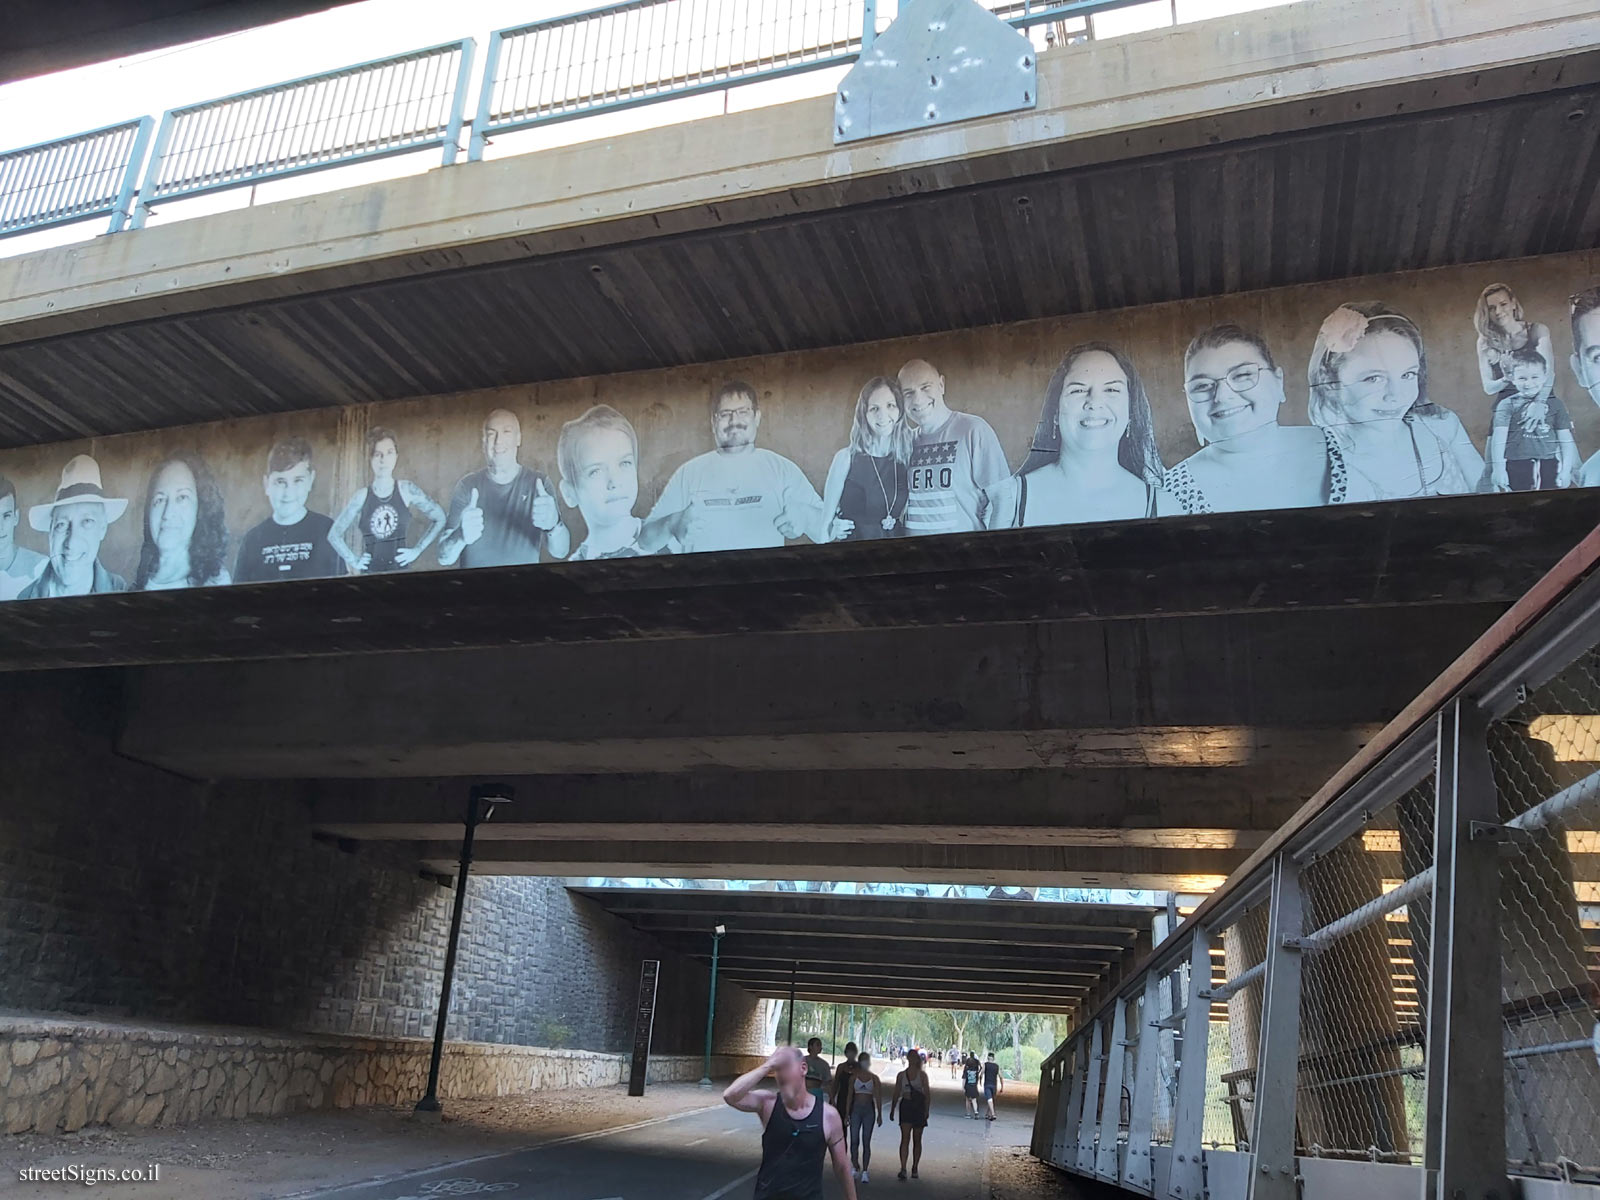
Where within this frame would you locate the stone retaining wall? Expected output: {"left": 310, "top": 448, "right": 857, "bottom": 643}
{"left": 0, "top": 1014, "right": 766, "bottom": 1135}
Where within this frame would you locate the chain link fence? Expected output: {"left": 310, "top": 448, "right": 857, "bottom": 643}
{"left": 1491, "top": 655, "right": 1600, "bottom": 1182}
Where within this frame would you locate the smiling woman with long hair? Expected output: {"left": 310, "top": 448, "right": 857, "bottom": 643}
{"left": 134, "top": 452, "right": 230, "bottom": 590}
{"left": 815, "top": 376, "right": 913, "bottom": 541}
{"left": 1308, "top": 302, "right": 1483, "bottom": 499}
{"left": 1473, "top": 283, "right": 1554, "bottom": 402}
{"left": 983, "top": 341, "right": 1174, "bottom": 527}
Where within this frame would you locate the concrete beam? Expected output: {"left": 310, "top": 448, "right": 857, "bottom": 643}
{"left": 308, "top": 769, "right": 1308, "bottom": 844}
{"left": 426, "top": 840, "right": 1244, "bottom": 891}
{"left": 117, "top": 611, "right": 1442, "bottom": 779}
{"left": 3, "top": 0, "right": 1593, "bottom": 341}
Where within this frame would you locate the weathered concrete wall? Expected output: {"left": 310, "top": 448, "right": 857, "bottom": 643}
{"left": 0, "top": 671, "right": 762, "bottom": 1064}
{"left": 0, "top": 1014, "right": 769, "bottom": 1134}
{"left": 1, "top": 247, "right": 1598, "bottom": 585}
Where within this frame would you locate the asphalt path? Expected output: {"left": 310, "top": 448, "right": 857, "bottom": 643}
{"left": 300, "top": 1076, "right": 1028, "bottom": 1200}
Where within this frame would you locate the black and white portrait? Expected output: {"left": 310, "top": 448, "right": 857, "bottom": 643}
{"left": 135, "top": 452, "right": 231, "bottom": 590}
{"left": 438, "top": 409, "right": 569, "bottom": 569}
{"left": 233, "top": 437, "right": 344, "bottom": 584}
{"left": 329, "top": 426, "right": 447, "bottom": 573}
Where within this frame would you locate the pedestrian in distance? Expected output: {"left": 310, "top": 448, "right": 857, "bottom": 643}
{"left": 890, "top": 1049, "right": 931, "bottom": 1180}
{"left": 724, "top": 1047, "right": 858, "bottom": 1200}
{"left": 847, "top": 1050, "right": 884, "bottom": 1183}
{"left": 983, "top": 1052, "right": 1004, "bottom": 1121}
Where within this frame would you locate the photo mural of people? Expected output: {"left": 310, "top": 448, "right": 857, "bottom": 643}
{"left": 438, "top": 408, "right": 568, "bottom": 568}
{"left": 985, "top": 342, "right": 1173, "bottom": 526}
{"left": 233, "top": 437, "right": 344, "bottom": 583}
{"left": 1569, "top": 285, "right": 1600, "bottom": 488}
{"left": 18, "top": 455, "right": 129, "bottom": 598}
{"left": 1307, "top": 302, "right": 1484, "bottom": 500}
{"left": 898, "top": 358, "right": 1010, "bottom": 535}
{"left": 8, "top": 264, "right": 1600, "bottom": 609}
{"left": 816, "top": 376, "right": 911, "bottom": 541}
{"left": 1164, "top": 324, "right": 1358, "bottom": 513}
{"left": 558, "top": 405, "right": 653, "bottom": 561}
{"left": 328, "top": 427, "right": 447, "bottom": 573}
{"left": 645, "top": 381, "right": 822, "bottom": 554}
{"left": 0, "top": 474, "right": 45, "bottom": 601}
{"left": 135, "top": 452, "right": 230, "bottom": 590}
{"left": 1487, "top": 348, "right": 1579, "bottom": 492}
{"left": 1474, "top": 283, "right": 1555, "bottom": 403}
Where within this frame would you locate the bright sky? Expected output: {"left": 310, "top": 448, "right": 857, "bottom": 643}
{"left": 0, "top": 0, "right": 1297, "bottom": 256}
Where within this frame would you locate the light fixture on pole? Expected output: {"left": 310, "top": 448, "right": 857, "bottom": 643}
{"left": 699, "top": 923, "right": 727, "bottom": 1086}
{"left": 415, "top": 782, "right": 514, "bottom": 1116}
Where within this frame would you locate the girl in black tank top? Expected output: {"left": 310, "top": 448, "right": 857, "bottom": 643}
{"left": 754, "top": 1091, "right": 828, "bottom": 1200}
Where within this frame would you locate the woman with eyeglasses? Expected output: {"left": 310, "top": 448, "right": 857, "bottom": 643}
{"left": 1164, "top": 324, "right": 1357, "bottom": 513}
{"left": 1308, "top": 302, "right": 1483, "bottom": 500}
{"left": 982, "top": 342, "right": 1175, "bottom": 527}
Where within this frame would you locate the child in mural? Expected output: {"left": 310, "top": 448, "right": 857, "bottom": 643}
{"left": 1487, "top": 348, "right": 1579, "bottom": 492}
{"left": 18, "top": 455, "right": 129, "bottom": 598}
{"left": 0, "top": 474, "right": 46, "bottom": 601}
{"left": 1164, "top": 324, "right": 1361, "bottom": 513}
{"left": 1307, "top": 302, "right": 1484, "bottom": 500}
{"left": 1569, "top": 286, "right": 1600, "bottom": 489}
{"left": 557, "top": 404, "right": 655, "bottom": 560}
{"left": 815, "top": 377, "right": 912, "bottom": 541}
{"left": 1474, "top": 283, "right": 1555, "bottom": 403}
{"left": 233, "top": 437, "right": 345, "bottom": 583}
{"left": 644, "top": 381, "right": 822, "bottom": 554}
{"left": 897, "top": 359, "right": 1010, "bottom": 535}
{"left": 134, "top": 452, "right": 231, "bottom": 590}
{"left": 437, "top": 408, "right": 569, "bottom": 568}
{"left": 982, "top": 342, "right": 1174, "bottom": 527}
{"left": 328, "top": 427, "right": 447, "bottom": 574}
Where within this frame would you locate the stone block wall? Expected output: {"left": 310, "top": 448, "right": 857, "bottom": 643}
{"left": 0, "top": 1015, "right": 769, "bottom": 1134}
{"left": 0, "top": 673, "right": 763, "bottom": 1084}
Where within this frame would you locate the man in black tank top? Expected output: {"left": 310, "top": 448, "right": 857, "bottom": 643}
{"left": 724, "top": 1047, "right": 858, "bottom": 1200}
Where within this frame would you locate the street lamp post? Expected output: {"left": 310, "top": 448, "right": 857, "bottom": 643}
{"left": 414, "top": 782, "right": 514, "bottom": 1116}
{"left": 699, "top": 923, "right": 726, "bottom": 1086}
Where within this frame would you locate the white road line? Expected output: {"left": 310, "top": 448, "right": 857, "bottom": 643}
{"left": 686, "top": 1137, "right": 710, "bottom": 1147}
{"left": 285, "top": 1103, "right": 727, "bottom": 1198}
{"left": 700, "top": 1168, "right": 759, "bottom": 1200}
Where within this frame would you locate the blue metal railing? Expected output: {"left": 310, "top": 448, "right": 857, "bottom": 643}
{"left": 128, "top": 39, "right": 475, "bottom": 229}
{"left": 0, "top": 118, "right": 152, "bottom": 236}
{"left": 0, "top": 0, "right": 1187, "bottom": 240}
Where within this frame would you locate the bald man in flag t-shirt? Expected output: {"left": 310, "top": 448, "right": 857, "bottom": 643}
{"left": 897, "top": 359, "right": 1010, "bottom": 535}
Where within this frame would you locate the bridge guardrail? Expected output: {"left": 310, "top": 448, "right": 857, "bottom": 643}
{"left": 127, "top": 39, "right": 476, "bottom": 229}
{"left": 0, "top": 0, "right": 1172, "bottom": 240}
{"left": 0, "top": 118, "right": 153, "bottom": 236}
{"left": 1033, "top": 530, "right": 1600, "bottom": 1195}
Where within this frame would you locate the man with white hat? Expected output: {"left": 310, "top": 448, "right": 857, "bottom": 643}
{"left": 18, "top": 455, "right": 129, "bottom": 599}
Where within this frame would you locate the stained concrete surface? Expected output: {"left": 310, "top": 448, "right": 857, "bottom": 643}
{"left": 0, "top": 1072, "right": 1111, "bottom": 1200}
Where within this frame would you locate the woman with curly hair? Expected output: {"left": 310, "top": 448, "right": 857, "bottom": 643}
{"left": 135, "top": 452, "right": 230, "bottom": 590}
{"left": 1308, "top": 301, "right": 1483, "bottom": 499}
{"left": 983, "top": 341, "right": 1175, "bottom": 527}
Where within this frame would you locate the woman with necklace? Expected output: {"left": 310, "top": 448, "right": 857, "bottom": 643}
{"left": 816, "top": 376, "right": 912, "bottom": 541}
{"left": 983, "top": 341, "right": 1175, "bottom": 528}
{"left": 1308, "top": 302, "right": 1483, "bottom": 500}
{"left": 134, "top": 452, "right": 231, "bottom": 590}
{"left": 1473, "top": 283, "right": 1554, "bottom": 403}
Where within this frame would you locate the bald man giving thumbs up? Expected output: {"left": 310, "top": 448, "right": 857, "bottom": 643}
{"left": 438, "top": 408, "right": 570, "bottom": 568}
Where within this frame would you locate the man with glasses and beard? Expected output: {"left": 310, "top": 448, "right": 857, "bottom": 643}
{"left": 724, "top": 1047, "right": 858, "bottom": 1200}
{"left": 645, "top": 381, "right": 822, "bottom": 554}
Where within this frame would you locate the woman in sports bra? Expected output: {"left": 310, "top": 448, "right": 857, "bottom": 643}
{"left": 847, "top": 1051, "right": 883, "bottom": 1182}
{"left": 983, "top": 342, "right": 1174, "bottom": 529}
{"left": 890, "top": 1049, "right": 932, "bottom": 1180}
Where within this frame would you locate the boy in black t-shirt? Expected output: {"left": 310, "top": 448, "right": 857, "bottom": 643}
{"left": 961, "top": 1053, "right": 982, "bottom": 1119}
{"left": 983, "top": 1052, "right": 1003, "bottom": 1121}
{"left": 233, "top": 437, "right": 343, "bottom": 584}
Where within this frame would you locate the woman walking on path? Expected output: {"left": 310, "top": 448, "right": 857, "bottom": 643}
{"left": 890, "top": 1049, "right": 931, "bottom": 1180}
{"left": 848, "top": 1051, "right": 884, "bottom": 1183}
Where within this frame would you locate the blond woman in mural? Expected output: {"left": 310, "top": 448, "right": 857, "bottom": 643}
{"left": 1308, "top": 302, "right": 1483, "bottom": 500}
{"left": 1164, "top": 324, "right": 1360, "bottom": 513}
{"left": 983, "top": 342, "right": 1175, "bottom": 528}
{"left": 1474, "top": 283, "right": 1555, "bottom": 403}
